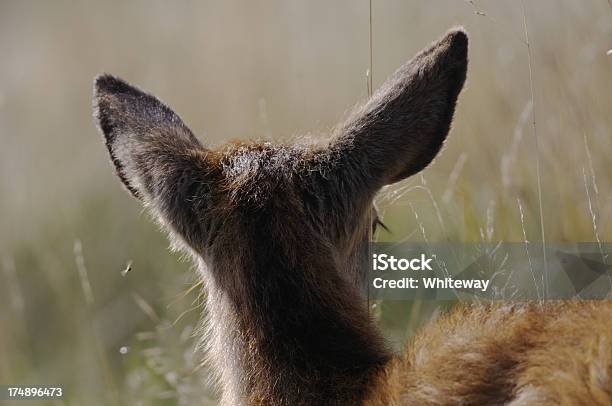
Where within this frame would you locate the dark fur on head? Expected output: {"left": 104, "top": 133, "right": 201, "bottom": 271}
{"left": 93, "top": 28, "right": 468, "bottom": 405}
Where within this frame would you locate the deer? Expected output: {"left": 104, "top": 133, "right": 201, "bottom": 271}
{"left": 93, "top": 28, "right": 612, "bottom": 405}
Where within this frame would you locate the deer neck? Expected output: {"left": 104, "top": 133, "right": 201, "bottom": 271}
{"left": 199, "top": 219, "right": 390, "bottom": 405}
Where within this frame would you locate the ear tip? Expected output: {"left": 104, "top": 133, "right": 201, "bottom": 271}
{"left": 92, "top": 74, "right": 114, "bottom": 128}
{"left": 444, "top": 27, "right": 469, "bottom": 60}
{"left": 447, "top": 26, "right": 468, "bottom": 40}
{"left": 92, "top": 74, "right": 145, "bottom": 133}
{"left": 93, "top": 73, "right": 117, "bottom": 93}
{"left": 92, "top": 74, "right": 132, "bottom": 143}
{"left": 93, "top": 74, "right": 130, "bottom": 97}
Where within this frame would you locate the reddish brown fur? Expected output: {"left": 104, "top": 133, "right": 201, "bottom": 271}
{"left": 365, "top": 301, "right": 612, "bottom": 405}
{"left": 93, "top": 28, "right": 612, "bottom": 405}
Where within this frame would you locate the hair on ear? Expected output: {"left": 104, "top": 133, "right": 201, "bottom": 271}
{"left": 93, "top": 74, "right": 202, "bottom": 200}
{"left": 93, "top": 74, "right": 216, "bottom": 251}
{"left": 331, "top": 28, "right": 468, "bottom": 190}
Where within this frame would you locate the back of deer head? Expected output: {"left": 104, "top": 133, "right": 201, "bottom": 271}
{"left": 94, "top": 29, "right": 468, "bottom": 405}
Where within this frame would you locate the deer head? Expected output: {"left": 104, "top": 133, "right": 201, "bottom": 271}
{"left": 94, "top": 28, "right": 468, "bottom": 405}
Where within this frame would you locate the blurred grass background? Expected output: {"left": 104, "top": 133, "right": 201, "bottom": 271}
{"left": 0, "top": 0, "right": 611, "bottom": 404}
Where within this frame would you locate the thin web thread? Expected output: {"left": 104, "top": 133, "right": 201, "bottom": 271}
{"left": 367, "top": 0, "right": 373, "bottom": 312}
{"left": 521, "top": 1, "right": 548, "bottom": 299}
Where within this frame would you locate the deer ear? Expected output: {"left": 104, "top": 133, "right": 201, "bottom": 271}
{"left": 93, "top": 75, "right": 214, "bottom": 251}
{"left": 93, "top": 74, "right": 204, "bottom": 199}
{"left": 331, "top": 28, "right": 468, "bottom": 188}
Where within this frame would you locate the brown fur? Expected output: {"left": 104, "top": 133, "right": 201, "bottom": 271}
{"left": 93, "top": 28, "right": 612, "bottom": 405}
{"left": 365, "top": 301, "right": 612, "bottom": 405}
